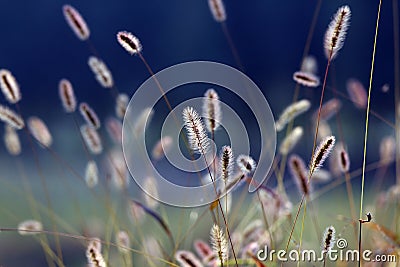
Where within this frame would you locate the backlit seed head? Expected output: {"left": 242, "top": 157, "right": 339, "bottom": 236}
{"left": 27, "top": 117, "right": 52, "bottom": 148}
{"left": 4, "top": 125, "right": 21, "bottom": 156}
{"left": 324, "top": 6, "right": 351, "bottom": 60}
{"left": 236, "top": 154, "right": 256, "bottom": 175}
{"left": 63, "top": 5, "right": 90, "bottom": 40}
{"left": 0, "top": 105, "right": 24, "bottom": 130}
{"left": 18, "top": 220, "right": 43, "bottom": 235}
{"left": 59, "top": 79, "right": 77, "bottom": 113}
{"left": 79, "top": 102, "right": 101, "bottom": 129}
{"left": 322, "top": 226, "right": 336, "bottom": 252}
{"left": 182, "top": 106, "right": 209, "bottom": 154}
{"left": 208, "top": 0, "right": 226, "bottom": 22}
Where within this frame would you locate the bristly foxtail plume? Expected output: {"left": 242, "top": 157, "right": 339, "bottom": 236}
{"left": 80, "top": 125, "right": 103, "bottom": 155}
{"left": 338, "top": 146, "right": 350, "bottom": 173}
{"left": 279, "top": 126, "right": 304, "bottom": 155}
{"left": 293, "top": 71, "right": 320, "bottom": 88}
{"left": 134, "top": 107, "right": 154, "bottom": 136}
{"left": 17, "top": 220, "right": 43, "bottom": 235}
{"left": 108, "top": 148, "right": 129, "bottom": 190}
{"left": 59, "top": 79, "right": 77, "bottom": 113}
{"left": 142, "top": 176, "right": 159, "bottom": 209}
{"left": 324, "top": 5, "right": 351, "bottom": 60}
{"left": 0, "top": 105, "right": 25, "bottom": 130}
{"left": 210, "top": 224, "right": 229, "bottom": 264}
{"left": 88, "top": 56, "right": 114, "bottom": 89}
{"left": 117, "top": 31, "right": 142, "bottom": 55}
{"left": 115, "top": 93, "right": 129, "bottom": 119}
{"left": 289, "top": 154, "right": 311, "bottom": 196}
{"left": 85, "top": 160, "right": 98, "bottom": 188}
{"left": 27, "top": 117, "right": 53, "bottom": 148}
{"left": 312, "top": 98, "right": 342, "bottom": 122}
{"left": 312, "top": 169, "right": 332, "bottom": 184}
{"left": 310, "top": 135, "right": 336, "bottom": 175}
{"left": 203, "top": 88, "right": 222, "bottom": 133}
{"left": 79, "top": 102, "right": 101, "bottom": 129}
{"left": 4, "top": 125, "right": 21, "bottom": 156}
{"left": 115, "top": 230, "right": 130, "bottom": 254}
{"left": 105, "top": 117, "right": 123, "bottom": 144}
{"left": 275, "top": 99, "right": 311, "bottom": 132}
{"left": 0, "top": 69, "right": 21, "bottom": 104}
{"left": 182, "top": 106, "right": 209, "bottom": 154}
{"left": 175, "top": 250, "right": 204, "bottom": 267}
{"left": 220, "top": 145, "right": 234, "bottom": 182}
{"left": 86, "top": 240, "right": 107, "bottom": 267}
{"left": 379, "top": 136, "right": 395, "bottom": 165}
{"left": 194, "top": 240, "right": 217, "bottom": 266}
{"left": 62, "top": 5, "right": 90, "bottom": 41}
{"left": 208, "top": 0, "right": 226, "bottom": 22}
{"left": 236, "top": 154, "right": 256, "bottom": 175}
{"left": 322, "top": 226, "right": 336, "bottom": 252}
{"left": 143, "top": 237, "right": 162, "bottom": 266}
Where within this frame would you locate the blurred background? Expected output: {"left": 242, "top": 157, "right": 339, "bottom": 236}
{"left": 0, "top": 0, "right": 398, "bottom": 266}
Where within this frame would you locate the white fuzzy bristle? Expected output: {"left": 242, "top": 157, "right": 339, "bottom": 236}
{"left": 182, "top": 106, "right": 209, "bottom": 154}
{"left": 289, "top": 154, "right": 311, "bottom": 196}
{"left": 27, "top": 117, "right": 52, "bottom": 148}
{"left": 151, "top": 136, "right": 173, "bottom": 161}
{"left": 324, "top": 5, "right": 351, "bottom": 60}
{"left": 117, "top": 31, "right": 142, "bottom": 55}
{"left": 59, "top": 79, "right": 77, "bottom": 113}
{"left": 322, "top": 226, "right": 336, "bottom": 252}
{"left": 279, "top": 126, "right": 304, "bottom": 155}
{"left": 208, "top": 0, "right": 226, "bottom": 22}
{"left": 275, "top": 99, "right": 311, "bottom": 132}
{"left": 0, "top": 105, "right": 24, "bottom": 130}
{"left": 63, "top": 5, "right": 90, "bottom": 41}
{"left": 203, "top": 88, "right": 222, "bottom": 133}
{"left": 80, "top": 125, "right": 103, "bottom": 155}
{"left": 0, "top": 69, "right": 21, "bottom": 104}
{"left": 18, "top": 220, "right": 43, "bottom": 235}
{"left": 85, "top": 160, "right": 99, "bottom": 188}
{"left": 88, "top": 56, "right": 114, "bottom": 88}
